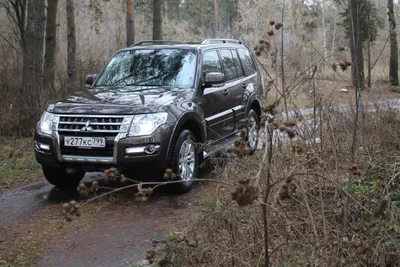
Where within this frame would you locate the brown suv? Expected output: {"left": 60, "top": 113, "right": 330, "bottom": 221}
{"left": 34, "top": 39, "right": 264, "bottom": 192}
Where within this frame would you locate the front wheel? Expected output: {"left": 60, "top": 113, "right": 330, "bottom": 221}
{"left": 169, "top": 130, "right": 199, "bottom": 194}
{"left": 42, "top": 165, "right": 85, "bottom": 189}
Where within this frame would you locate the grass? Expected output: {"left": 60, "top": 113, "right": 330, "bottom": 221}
{"left": 0, "top": 137, "right": 42, "bottom": 192}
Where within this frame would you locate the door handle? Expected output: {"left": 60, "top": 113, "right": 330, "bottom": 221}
{"left": 222, "top": 89, "right": 229, "bottom": 96}
{"left": 242, "top": 83, "right": 248, "bottom": 88}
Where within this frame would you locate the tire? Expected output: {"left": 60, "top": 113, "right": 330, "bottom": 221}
{"left": 42, "top": 165, "right": 85, "bottom": 189}
{"left": 245, "top": 109, "right": 260, "bottom": 153}
{"left": 169, "top": 129, "right": 199, "bottom": 194}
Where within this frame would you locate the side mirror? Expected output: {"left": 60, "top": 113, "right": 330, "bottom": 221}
{"left": 85, "top": 74, "right": 97, "bottom": 87}
{"left": 204, "top": 72, "right": 225, "bottom": 88}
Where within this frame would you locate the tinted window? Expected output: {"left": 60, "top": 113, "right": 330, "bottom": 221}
{"left": 96, "top": 49, "right": 197, "bottom": 88}
{"left": 238, "top": 49, "right": 256, "bottom": 76}
{"left": 202, "top": 50, "right": 222, "bottom": 74}
{"left": 231, "top": 50, "right": 244, "bottom": 77}
{"left": 219, "top": 50, "right": 239, "bottom": 81}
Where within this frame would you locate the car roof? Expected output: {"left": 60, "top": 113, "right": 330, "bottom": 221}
{"left": 118, "top": 39, "right": 249, "bottom": 53}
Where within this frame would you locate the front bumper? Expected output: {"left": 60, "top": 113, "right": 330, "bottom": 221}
{"left": 35, "top": 124, "right": 173, "bottom": 170}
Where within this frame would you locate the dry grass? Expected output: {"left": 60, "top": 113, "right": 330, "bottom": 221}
{"left": 0, "top": 137, "right": 42, "bottom": 191}
{"left": 160, "top": 96, "right": 400, "bottom": 266}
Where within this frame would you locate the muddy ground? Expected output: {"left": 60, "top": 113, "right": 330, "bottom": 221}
{"left": 0, "top": 172, "right": 215, "bottom": 267}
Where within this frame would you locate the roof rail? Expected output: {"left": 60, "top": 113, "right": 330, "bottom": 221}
{"left": 201, "top": 38, "right": 242, "bottom": 45}
{"left": 131, "top": 40, "right": 182, "bottom": 46}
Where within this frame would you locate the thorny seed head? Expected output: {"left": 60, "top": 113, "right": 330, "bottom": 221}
{"left": 269, "top": 20, "right": 275, "bottom": 25}
{"left": 146, "top": 248, "right": 156, "bottom": 264}
{"left": 275, "top": 22, "right": 283, "bottom": 30}
{"left": 163, "top": 168, "right": 177, "bottom": 180}
{"left": 77, "top": 183, "right": 90, "bottom": 198}
{"left": 255, "top": 51, "right": 261, "bottom": 56}
{"left": 238, "top": 118, "right": 250, "bottom": 126}
{"left": 253, "top": 45, "right": 259, "bottom": 51}
{"left": 264, "top": 41, "right": 271, "bottom": 51}
{"left": 259, "top": 45, "right": 265, "bottom": 51}
{"left": 332, "top": 63, "right": 337, "bottom": 71}
{"left": 373, "top": 197, "right": 391, "bottom": 221}
{"left": 267, "top": 30, "right": 274, "bottom": 36}
{"left": 90, "top": 181, "right": 99, "bottom": 192}
{"left": 231, "top": 179, "right": 260, "bottom": 206}
{"left": 259, "top": 39, "right": 265, "bottom": 44}
{"left": 278, "top": 176, "right": 298, "bottom": 200}
{"left": 339, "top": 46, "right": 345, "bottom": 51}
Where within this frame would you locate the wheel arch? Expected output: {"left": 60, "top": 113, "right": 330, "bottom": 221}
{"left": 165, "top": 113, "right": 206, "bottom": 162}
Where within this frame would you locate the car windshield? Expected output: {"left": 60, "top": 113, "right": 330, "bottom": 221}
{"left": 95, "top": 49, "right": 197, "bottom": 89}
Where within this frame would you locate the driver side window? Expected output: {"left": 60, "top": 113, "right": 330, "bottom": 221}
{"left": 201, "top": 50, "right": 222, "bottom": 84}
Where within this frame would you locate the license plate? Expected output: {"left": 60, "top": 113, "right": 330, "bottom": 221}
{"left": 64, "top": 137, "right": 106, "bottom": 148}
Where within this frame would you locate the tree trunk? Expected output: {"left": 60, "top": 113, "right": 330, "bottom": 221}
{"left": 367, "top": 14, "right": 371, "bottom": 89}
{"left": 44, "top": 0, "right": 59, "bottom": 98}
{"left": 348, "top": 0, "right": 364, "bottom": 90}
{"left": 321, "top": 0, "right": 327, "bottom": 59}
{"left": 66, "top": 0, "right": 77, "bottom": 93}
{"left": 388, "top": 0, "right": 399, "bottom": 86}
{"left": 213, "top": 0, "right": 218, "bottom": 38}
{"left": 152, "top": 0, "right": 162, "bottom": 40}
{"left": 126, "top": 0, "right": 135, "bottom": 46}
{"left": 21, "top": 0, "right": 45, "bottom": 136}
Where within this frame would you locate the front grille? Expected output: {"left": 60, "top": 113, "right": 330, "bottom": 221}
{"left": 58, "top": 115, "right": 124, "bottom": 133}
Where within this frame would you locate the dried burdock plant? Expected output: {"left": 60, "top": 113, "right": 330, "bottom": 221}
{"left": 292, "top": 145, "right": 304, "bottom": 155}
{"left": 61, "top": 200, "right": 81, "bottom": 221}
{"left": 255, "top": 50, "right": 262, "bottom": 56}
{"left": 338, "top": 46, "right": 345, "bottom": 51}
{"left": 332, "top": 63, "right": 337, "bottom": 71}
{"left": 146, "top": 248, "right": 156, "bottom": 264}
{"left": 339, "top": 61, "right": 352, "bottom": 71}
{"left": 267, "top": 30, "right": 274, "bottom": 36}
{"left": 163, "top": 168, "right": 177, "bottom": 180}
{"left": 275, "top": 22, "right": 283, "bottom": 30}
{"left": 231, "top": 179, "right": 260, "bottom": 206}
{"left": 262, "top": 100, "right": 280, "bottom": 116}
{"left": 134, "top": 184, "right": 153, "bottom": 202}
{"left": 253, "top": 45, "right": 259, "bottom": 51}
{"left": 277, "top": 176, "right": 298, "bottom": 200}
{"left": 259, "top": 39, "right": 265, "bottom": 44}
{"left": 77, "top": 181, "right": 99, "bottom": 198}
{"left": 238, "top": 118, "right": 250, "bottom": 126}
{"left": 104, "top": 167, "right": 123, "bottom": 183}
{"left": 258, "top": 45, "right": 265, "bottom": 52}
{"left": 269, "top": 20, "right": 275, "bottom": 25}
{"left": 264, "top": 40, "right": 271, "bottom": 51}
{"left": 349, "top": 164, "right": 361, "bottom": 176}
{"left": 373, "top": 197, "right": 392, "bottom": 221}
{"left": 282, "top": 120, "right": 296, "bottom": 127}
{"left": 226, "top": 140, "right": 252, "bottom": 157}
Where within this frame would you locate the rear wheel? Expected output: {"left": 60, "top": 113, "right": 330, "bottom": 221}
{"left": 245, "top": 109, "right": 260, "bottom": 153}
{"left": 42, "top": 165, "right": 85, "bottom": 189}
{"left": 169, "top": 130, "right": 199, "bottom": 194}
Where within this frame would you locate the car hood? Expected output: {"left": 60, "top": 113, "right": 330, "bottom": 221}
{"left": 50, "top": 87, "right": 192, "bottom": 115}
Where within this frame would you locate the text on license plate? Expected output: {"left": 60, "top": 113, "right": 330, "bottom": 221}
{"left": 64, "top": 137, "right": 106, "bottom": 148}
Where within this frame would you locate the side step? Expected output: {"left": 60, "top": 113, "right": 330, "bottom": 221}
{"left": 202, "top": 135, "right": 241, "bottom": 159}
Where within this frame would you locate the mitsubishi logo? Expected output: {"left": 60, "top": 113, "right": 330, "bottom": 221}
{"left": 81, "top": 120, "right": 93, "bottom": 131}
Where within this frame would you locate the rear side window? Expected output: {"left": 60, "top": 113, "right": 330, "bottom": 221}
{"left": 238, "top": 49, "right": 256, "bottom": 76}
{"left": 219, "top": 49, "right": 239, "bottom": 81}
{"left": 231, "top": 50, "right": 244, "bottom": 78}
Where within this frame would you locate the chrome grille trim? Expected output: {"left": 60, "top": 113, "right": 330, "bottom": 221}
{"left": 57, "top": 115, "right": 126, "bottom": 133}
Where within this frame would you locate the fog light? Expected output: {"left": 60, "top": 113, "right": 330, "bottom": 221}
{"left": 36, "top": 142, "right": 50, "bottom": 151}
{"left": 144, "top": 144, "right": 160, "bottom": 155}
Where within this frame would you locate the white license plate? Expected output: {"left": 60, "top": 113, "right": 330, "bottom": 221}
{"left": 64, "top": 137, "right": 106, "bottom": 148}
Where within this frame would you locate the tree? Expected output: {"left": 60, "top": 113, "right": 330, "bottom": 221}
{"left": 44, "top": 0, "right": 59, "bottom": 98}
{"left": 66, "top": 0, "right": 77, "bottom": 93}
{"left": 126, "top": 0, "right": 135, "bottom": 46}
{"left": 0, "top": 0, "right": 28, "bottom": 50}
{"left": 153, "top": 0, "right": 162, "bottom": 40}
{"left": 388, "top": 0, "right": 399, "bottom": 86}
{"left": 348, "top": 0, "right": 364, "bottom": 89}
{"left": 20, "top": 0, "right": 45, "bottom": 136}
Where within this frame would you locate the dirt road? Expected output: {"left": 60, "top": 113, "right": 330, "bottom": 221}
{"left": 0, "top": 172, "right": 214, "bottom": 266}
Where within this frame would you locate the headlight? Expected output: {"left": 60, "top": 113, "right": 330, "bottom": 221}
{"left": 129, "top": 113, "right": 168, "bottom": 136}
{"left": 39, "top": 111, "right": 54, "bottom": 135}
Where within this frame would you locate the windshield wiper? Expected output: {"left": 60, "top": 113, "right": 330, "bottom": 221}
{"left": 125, "top": 83, "right": 171, "bottom": 88}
